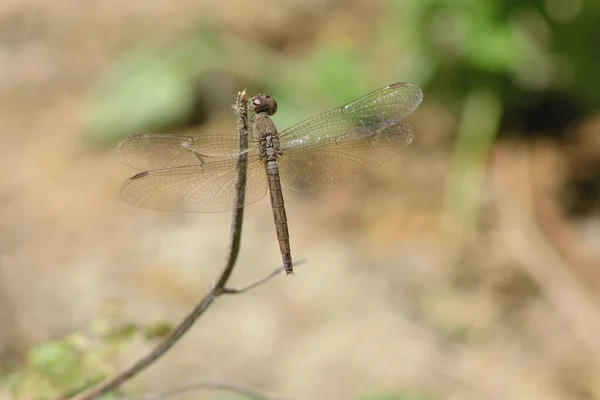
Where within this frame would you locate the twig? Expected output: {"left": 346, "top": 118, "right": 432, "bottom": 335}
{"left": 212, "top": 89, "right": 250, "bottom": 291}
{"left": 123, "top": 380, "right": 290, "bottom": 400}
{"left": 71, "top": 90, "right": 284, "bottom": 400}
{"left": 222, "top": 259, "right": 306, "bottom": 294}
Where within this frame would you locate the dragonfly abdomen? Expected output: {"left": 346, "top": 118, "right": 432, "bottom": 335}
{"left": 266, "top": 160, "right": 293, "bottom": 275}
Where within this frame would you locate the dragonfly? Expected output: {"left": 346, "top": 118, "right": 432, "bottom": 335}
{"left": 117, "top": 82, "right": 423, "bottom": 275}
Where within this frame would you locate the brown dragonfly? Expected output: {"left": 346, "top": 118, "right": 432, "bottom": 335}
{"left": 117, "top": 82, "right": 423, "bottom": 275}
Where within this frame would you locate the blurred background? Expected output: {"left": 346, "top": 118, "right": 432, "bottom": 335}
{"left": 1, "top": 0, "right": 600, "bottom": 399}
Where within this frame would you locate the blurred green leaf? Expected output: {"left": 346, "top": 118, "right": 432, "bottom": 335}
{"left": 98, "top": 393, "right": 120, "bottom": 400}
{"left": 357, "top": 391, "right": 432, "bottom": 400}
{"left": 144, "top": 321, "right": 174, "bottom": 340}
{"left": 28, "top": 340, "right": 80, "bottom": 383}
{"left": 466, "top": 24, "right": 519, "bottom": 71}
{"left": 445, "top": 88, "right": 502, "bottom": 243}
{"left": 9, "top": 339, "right": 97, "bottom": 398}
{"left": 306, "top": 45, "right": 370, "bottom": 104}
{"left": 104, "top": 323, "right": 138, "bottom": 343}
{"left": 85, "top": 49, "right": 197, "bottom": 143}
{"left": 84, "top": 27, "right": 290, "bottom": 145}
{"left": 213, "top": 395, "right": 258, "bottom": 400}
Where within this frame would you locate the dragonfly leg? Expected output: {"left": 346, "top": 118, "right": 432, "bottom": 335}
{"left": 181, "top": 141, "right": 206, "bottom": 166}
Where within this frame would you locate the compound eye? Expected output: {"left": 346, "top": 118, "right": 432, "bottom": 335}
{"left": 265, "top": 96, "right": 278, "bottom": 114}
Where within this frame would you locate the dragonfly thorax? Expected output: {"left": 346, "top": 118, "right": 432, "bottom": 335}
{"left": 254, "top": 113, "right": 282, "bottom": 163}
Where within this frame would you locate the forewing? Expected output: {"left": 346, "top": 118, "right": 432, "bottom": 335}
{"left": 117, "top": 134, "right": 258, "bottom": 170}
{"left": 279, "top": 120, "right": 414, "bottom": 191}
{"left": 277, "top": 82, "right": 421, "bottom": 192}
{"left": 120, "top": 158, "right": 268, "bottom": 213}
{"left": 278, "top": 82, "right": 422, "bottom": 145}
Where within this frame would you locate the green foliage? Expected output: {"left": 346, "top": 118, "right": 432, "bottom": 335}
{"left": 445, "top": 88, "right": 502, "bottom": 235}
{"left": 103, "top": 323, "right": 138, "bottom": 343}
{"left": 402, "top": 0, "right": 599, "bottom": 108}
{"left": 28, "top": 341, "right": 84, "bottom": 387}
{"left": 143, "top": 321, "right": 174, "bottom": 340}
{"left": 357, "top": 391, "right": 432, "bottom": 400}
{"left": 84, "top": 28, "right": 288, "bottom": 144}
{"left": 86, "top": 49, "right": 198, "bottom": 142}
{"left": 9, "top": 336, "right": 105, "bottom": 399}
{"left": 303, "top": 45, "right": 371, "bottom": 105}
{"left": 6, "top": 310, "right": 172, "bottom": 399}
{"left": 213, "top": 395, "right": 261, "bottom": 400}
{"left": 85, "top": 0, "right": 597, "bottom": 146}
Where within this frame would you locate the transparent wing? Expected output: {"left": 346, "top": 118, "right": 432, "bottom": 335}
{"left": 277, "top": 82, "right": 422, "bottom": 191}
{"left": 120, "top": 158, "right": 267, "bottom": 213}
{"left": 279, "top": 121, "right": 414, "bottom": 191}
{"left": 279, "top": 82, "right": 422, "bottom": 143}
{"left": 117, "top": 134, "right": 259, "bottom": 170}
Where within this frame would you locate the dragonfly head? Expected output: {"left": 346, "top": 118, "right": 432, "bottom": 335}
{"left": 250, "top": 94, "right": 278, "bottom": 116}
